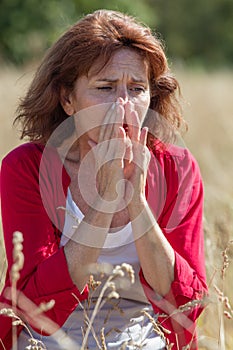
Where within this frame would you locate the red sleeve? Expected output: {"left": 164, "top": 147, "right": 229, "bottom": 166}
{"left": 0, "top": 144, "right": 88, "bottom": 346}
{"left": 142, "top": 145, "right": 208, "bottom": 349}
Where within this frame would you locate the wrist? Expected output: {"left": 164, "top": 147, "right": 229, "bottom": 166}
{"left": 127, "top": 193, "right": 147, "bottom": 215}
{"left": 128, "top": 199, "right": 158, "bottom": 241}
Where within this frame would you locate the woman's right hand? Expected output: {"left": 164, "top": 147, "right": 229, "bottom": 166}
{"left": 88, "top": 100, "right": 127, "bottom": 208}
{"left": 64, "top": 101, "right": 129, "bottom": 289}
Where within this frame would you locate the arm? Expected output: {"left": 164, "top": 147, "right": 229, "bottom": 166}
{"left": 141, "top": 147, "right": 207, "bottom": 306}
{"left": 1, "top": 102, "right": 127, "bottom": 319}
{"left": 124, "top": 105, "right": 175, "bottom": 296}
{"left": 0, "top": 144, "right": 87, "bottom": 335}
{"left": 139, "top": 147, "right": 208, "bottom": 348}
{"left": 127, "top": 192, "right": 175, "bottom": 297}
{"left": 63, "top": 101, "right": 127, "bottom": 290}
{"left": 124, "top": 101, "right": 207, "bottom": 348}
{"left": 124, "top": 104, "right": 207, "bottom": 304}
{"left": 0, "top": 100, "right": 126, "bottom": 346}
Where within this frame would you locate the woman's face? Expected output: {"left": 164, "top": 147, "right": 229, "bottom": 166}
{"left": 61, "top": 48, "right": 151, "bottom": 145}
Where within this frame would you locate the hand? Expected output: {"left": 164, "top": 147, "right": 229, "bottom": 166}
{"left": 123, "top": 102, "right": 151, "bottom": 205}
{"left": 88, "top": 100, "right": 127, "bottom": 210}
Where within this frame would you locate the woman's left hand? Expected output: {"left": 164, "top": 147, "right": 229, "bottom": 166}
{"left": 123, "top": 101, "right": 151, "bottom": 205}
{"left": 123, "top": 102, "right": 175, "bottom": 296}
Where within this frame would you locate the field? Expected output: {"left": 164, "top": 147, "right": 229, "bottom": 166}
{"left": 0, "top": 65, "right": 233, "bottom": 349}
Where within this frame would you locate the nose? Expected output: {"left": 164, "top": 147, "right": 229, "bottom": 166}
{"left": 116, "top": 85, "right": 129, "bottom": 103}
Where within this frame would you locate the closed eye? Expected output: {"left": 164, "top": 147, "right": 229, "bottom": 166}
{"left": 97, "top": 86, "right": 112, "bottom": 90}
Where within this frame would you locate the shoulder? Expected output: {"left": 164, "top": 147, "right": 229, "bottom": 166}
{"left": 1, "top": 141, "right": 71, "bottom": 200}
{"left": 148, "top": 142, "right": 202, "bottom": 190}
{"left": 151, "top": 142, "right": 194, "bottom": 160}
{"left": 151, "top": 143, "right": 200, "bottom": 172}
{"left": 1, "top": 142, "right": 63, "bottom": 171}
{"left": 1, "top": 142, "right": 45, "bottom": 168}
{"left": 1, "top": 143, "right": 47, "bottom": 192}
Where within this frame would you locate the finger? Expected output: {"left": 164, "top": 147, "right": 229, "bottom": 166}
{"left": 118, "top": 125, "right": 126, "bottom": 139}
{"left": 124, "top": 140, "right": 133, "bottom": 163}
{"left": 140, "top": 126, "right": 149, "bottom": 146}
{"left": 103, "top": 102, "right": 124, "bottom": 141}
{"left": 110, "top": 126, "right": 127, "bottom": 159}
{"left": 99, "top": 100, "right": 124, "bottom": 143}
{"left": 97, "top": 126, "right": 126, "bottom": 167}
{"left": 125, "top": 102, "right": 140, "bottom": 141}
{"left": 119, "top": 126, "right": 133, "bottom": 155}
{"left": 98, "top": 102, "right": 116, "bottom": 142}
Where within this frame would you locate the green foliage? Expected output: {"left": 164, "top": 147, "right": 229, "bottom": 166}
{"left": 0, "top": 0, "right": 232, "bottom": 67}
{"left": 150, "top": 0, "right": 233, "bottom": 68}
{"left": 0, "top": 0, "right": 154, "bottom": 65}
{"left": 0, "top": 0, "right": 65, "bottom": 64}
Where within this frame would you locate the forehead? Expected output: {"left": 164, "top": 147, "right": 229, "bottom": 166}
{"left": 88, "top": 48, "right": 149, "bottom": 79}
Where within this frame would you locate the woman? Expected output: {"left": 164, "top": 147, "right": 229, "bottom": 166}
{"left": 0, "top": 9, "right": 207, "bottom": 350}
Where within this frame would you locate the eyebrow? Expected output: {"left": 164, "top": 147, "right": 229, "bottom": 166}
{"left": 96, "top": 78, "right": 148, "bottom": 84}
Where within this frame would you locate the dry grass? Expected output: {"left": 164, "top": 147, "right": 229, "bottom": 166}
{"left": 0, "top": 64, "right": 233, "bottom": 349}
{"left": 177, "top": 69, "right": 233, "bottom": 350}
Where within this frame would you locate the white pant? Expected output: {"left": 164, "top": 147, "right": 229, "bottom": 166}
{"left": 17, "top": 299, "right": 166, "bottom": 349}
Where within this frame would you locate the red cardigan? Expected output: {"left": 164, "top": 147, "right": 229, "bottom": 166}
{"left": 0, "top": 142, "right": 207, "bottom": 349}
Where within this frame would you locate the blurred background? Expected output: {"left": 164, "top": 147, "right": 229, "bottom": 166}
{"left": 0, "top": 0, "right": 233, "bottom": 349}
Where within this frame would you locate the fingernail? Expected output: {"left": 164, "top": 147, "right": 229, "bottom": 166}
{"left": 117, "top": 97, "right": 123, "bottom": 104}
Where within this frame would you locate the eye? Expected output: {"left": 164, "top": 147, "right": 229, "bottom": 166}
{"left": 97, "top": 86, "right": 112, "bottom": 90}
{"left": 130, "top": 86, "right": 146, "bottom": 93}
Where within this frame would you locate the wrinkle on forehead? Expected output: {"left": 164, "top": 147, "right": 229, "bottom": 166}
{"left": 87, "top": 48, "right": 149, "bottom": 81}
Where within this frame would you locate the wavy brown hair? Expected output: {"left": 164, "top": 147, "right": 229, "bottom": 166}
{"left": 14, "top": 9, "right": 184, "bottom": 145}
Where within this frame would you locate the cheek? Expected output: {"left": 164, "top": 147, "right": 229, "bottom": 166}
{"left": 135, "top": 96, "right": 150, "bottom": 124}
{"left": 73, "top": 102, "right": 112, "bottom": 139}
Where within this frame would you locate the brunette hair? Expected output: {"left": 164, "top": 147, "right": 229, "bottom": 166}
{"left": 14, "top": 9, "right": 183, "bottom": 145}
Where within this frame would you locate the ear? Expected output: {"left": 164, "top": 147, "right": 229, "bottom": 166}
{"left": 60, "top": 86, "right": 75, "bottom": 115}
